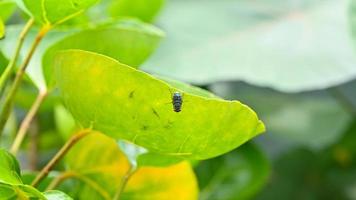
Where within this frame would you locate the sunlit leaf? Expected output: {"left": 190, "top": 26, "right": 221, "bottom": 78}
{"left": 54, "top": 50, "right": 264, "bottom": 160}
{"left": 144, "top": 0, "right": 356, "bottom": 92}
{"left": 0, "top": 18, "right": 4, "bottom": 39}
{"left": 196, "top": 143, "right": 270, "bottom": 200}
{"left": 20, "top": 0, "right": 100, "bottom": 26}
{"left": 0, "top": 148, "right": 22, "bottom": 185}
{"left": 0, "top": 0, "right": 16, "bottom": 21}
{"left": 109, "top": 0, "right": 165, "bottom": 22}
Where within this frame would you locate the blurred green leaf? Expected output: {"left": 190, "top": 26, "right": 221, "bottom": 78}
{"left": 196, "top": 143, "right": 270, "bottom": 200}
{"left": 144, "top": 0, "right": 356, "bottom": 92}
{"left": 20, "top": 0, "right": 99, "bottom": 26}
{"left": 256, "top": 119, "right": 356, "bottom": 200}
{"left": 109, "top": 0, "right": 165, "bottom": 22}
{"left": 0, "top": 0, "right": 16, "bottom": 21}
{"left": 54, "top": 50, "right": 264, "bottom": 160}
{"left": 43, "top": 18, "right": 164, "bottom": 88}
{"left": 64, "top": 132, "right": 198, "bottom": 200}
{"left": 0, "top": 25, "right": 72, "bottom": 90}
{"left": 211, "top": 82, "right": 351, "bottom": 151}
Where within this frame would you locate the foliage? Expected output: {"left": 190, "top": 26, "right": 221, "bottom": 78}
{"left": 0, "top": 0, "right": 355, "bottom": 199}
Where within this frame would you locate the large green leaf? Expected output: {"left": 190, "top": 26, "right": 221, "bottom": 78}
{"left": 64, "top": 132, "right": 198, "bottom": 200}
{"left": 196, "top": 143, "right": 270, "bottom": 200}
{"left": 54, "top": 50, "right": 264, "bottom": 160}
{"left": 210, "top": 82, "right": 352, "bottom": 151}
{"left": 43, "top": 19, "right": 164, "bottom": 88}
{"left": 0, "top": 149, "right": 72, "bottom": 199}
{"left": 20, "top": 0, "right": 100, "bottom": 26}
{"left": 0, "top": 0, "right": 16, "bottom": 21}
{"left": 109, "top": 0, "right": 165, "bottom": 22}
{"left": 143, "top": 0, "right": 356, "bottom": 92}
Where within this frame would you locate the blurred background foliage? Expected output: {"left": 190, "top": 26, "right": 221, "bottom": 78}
{"left": 1, "top": 0, "right": 356, "bottom": 199}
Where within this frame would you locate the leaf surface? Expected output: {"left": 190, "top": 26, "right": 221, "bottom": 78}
{"left": 54, "top": 50, "right": 265, "bottom": 160}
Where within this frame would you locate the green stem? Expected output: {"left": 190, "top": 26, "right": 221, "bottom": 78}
{"left": 31, "top": 129, "right": 91, "bottom": 187}
{"left": 45, "top": 171, "right": 75, "bottom": 191}
{"left": 10, "top": 90, "right": 47, "bottom": 155}
{"left": 0, "top": 25, "right": 50, "bottom": 135}
{"left": 0, "top": 18, "right": 34, "bottom": 95}
{"left": 113, "top": 166, "right": 137, "bottom": 200}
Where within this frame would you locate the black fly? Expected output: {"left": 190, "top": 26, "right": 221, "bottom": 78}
{"left": 172, "top": 92, "right": 183, "bottom": 112}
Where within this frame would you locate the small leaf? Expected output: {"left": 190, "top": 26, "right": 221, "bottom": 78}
{"left": 0, "top": 149, "right": 71, "bottom": 199}
{"left": 0, "top": 148, "right": 22, "bottom": 185}
{"left": 54, "top": 50, "right": 265, "bottom": 160}
{"left": 109, "top": 0, "right": 165, "bottom": 22}
{"left": 196, "top": 143, "right": 270, "bottom": 200}
{"left": 21, "top": 0, "right": 100, "bottom": 26}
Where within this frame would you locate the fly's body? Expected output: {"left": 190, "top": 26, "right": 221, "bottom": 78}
{"left": 172, "top": 92, "right": 183, "bottom": 112}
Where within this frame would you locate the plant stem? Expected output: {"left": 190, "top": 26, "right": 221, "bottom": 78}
{"left": 28, "top": 117, "right": 39, "bottom": 171}
{"left": 0, "top": 18, "right": 34, "bottom": 95}
{"left": 113, "top": 167, "right": 137, "bottom": 200}
{"left": 31, "top": 129, "right": 91, "bottom": 187}
{"left": 10, "top": 90, "right": 48, "bottom": 155}
{"left": 0, "top": 25, "right": 50, "bottom": 135}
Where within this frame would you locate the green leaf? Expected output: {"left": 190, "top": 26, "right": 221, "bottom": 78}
{"left": 21, "top": 0, "right": 100, "bottom": 26}
{"left": 109, "top": 0, "right": 165, "bottom": 22}
{"left": 0, "top": 148, "right": 22, "bottom": 185}
{"left": 143, "top": 0, "right": 356, "bottom": 92}
{"left": 44, "top": 190, "right": 73, "bottom": 200}
{"left": 196, "top": 143, "right": 270, "bottom": 200}
{"left": 210, "top": 82, "right": 351, "bottom": 151}
{"left": 54, "top": 49, "right": 265, "bottom": 160}
{"left": 43, "top": 19, "right": 164, "bottom": 88}
{"left": 0, "top": 149, "right": 71, "bottom": 199}
{"left": 65, "top": 132, "right": 198, "bottom": 200}
{"left": 0, "top": 18, "right": 4, "bottom": 39}
{"left": 0, "top": 183, "right": 46, "bottom": 199}
{"left": 0, "top": 0, "right": 16, "bottom": 21}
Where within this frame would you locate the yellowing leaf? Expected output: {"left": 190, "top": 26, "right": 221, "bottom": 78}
{"left": 64, "top": 132, "right": 198, "bottom": 200}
